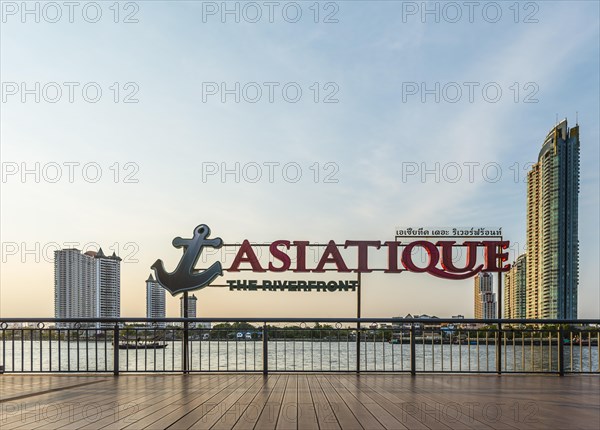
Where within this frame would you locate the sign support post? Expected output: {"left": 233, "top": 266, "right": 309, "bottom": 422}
{"left": 113, "top": 322, "right": 120, "bottom": 376}
{"left": 183, "top": 291, "right": 189, "bottom": 374}
{"left": 496, "top": 240, "right": 503, "bottom": 375}
{"left": 356, "top": 272, "right": 361, "bottom": 374}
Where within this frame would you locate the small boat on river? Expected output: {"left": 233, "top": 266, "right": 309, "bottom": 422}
{"left": 116, "top": 340, "right": 168, "bottom": 350}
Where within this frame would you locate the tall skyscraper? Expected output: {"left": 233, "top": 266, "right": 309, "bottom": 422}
{"left": 54, "top": 249, "right": 97, "bottom": 321}
{"left": 146, "top": 274, "right": 166, "bottom": 326}
{"left": 180, "top": 294, "right": 197, "bottom": 318}
{"left": 180, "top": 294, "right": 198, "bottom": 328}
{"left": 54, "top": 248, "right": 121, "bottom": 326}
{"left": 474, "top": 272, "right": 496, "bottom": 319}
{"left": 526, "top": 119, "right": 579, "bottom": 319}
{"left": 505, "top": 254, "right": 527, "bottom": 319}
{"left": 94, "top": 248, "right": 121, "bottom": 322}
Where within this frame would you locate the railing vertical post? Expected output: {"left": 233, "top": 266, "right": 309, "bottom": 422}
{"left": 113, "top": 322, "right": 119, "bottom": 376}
{"left": 262, "top": 323, "right": 268, "bottom": 375}
{"left": 496, "top": 324, "right": 502, "bottom": 375}
{"left": 182, "top": 320, "right": 189, "bottom": 374}
{"left": 356, "top": 323, "right": 361, "bottom": 374}
{"left": 410, "top": 324, "right": 416, "bottom": 376}
{"left": 558, "top": 326, "right": 565, "bottom": 376}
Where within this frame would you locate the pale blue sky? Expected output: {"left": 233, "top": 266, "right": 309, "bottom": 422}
{"left": 1, "top": 1, "right": 598, "bottom": 318}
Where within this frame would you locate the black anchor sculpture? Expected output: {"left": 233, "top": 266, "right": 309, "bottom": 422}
{"left": 152, "top": 224, "right": 223, "bottom": 295}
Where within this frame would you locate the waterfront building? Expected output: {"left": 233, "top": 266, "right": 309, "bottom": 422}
{"left": 474, "top": 272, "right": 496, "bottom": 319}
{"left": 179, "top": 294, "right": 198, "bottom": 328}
{"left": 180, "top": 294, "right": 197, "bottom": 318}
{"left": 526, "top": 119, "right": 579, "bottom": 319}
{"left": 94, "top": 248, "right": 121, "bottom": 323}
{"left": 391, "top": 314, "right": 440, "bottom": 335}
{"left": 54, "top": 248, "right": 121, "bottom": 326}
{"left": 505, "top": 254, "right": 527, "bottom": 319}
{"left": 54, "top": 249, "right": 96, "bottom": 321}
{"left": 146, "top": 274, "right": 166, "bottom": 327}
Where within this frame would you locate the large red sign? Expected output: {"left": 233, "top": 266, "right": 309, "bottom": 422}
{"left": 153, "top": 225, "right": 510, "bottom": 295}
{"left": 228, "top": 240, "right": 510, "bottom": 280}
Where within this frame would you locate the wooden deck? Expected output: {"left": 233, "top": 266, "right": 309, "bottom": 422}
{"left": 1, "top": 374, "right": 598, "bottom": 429}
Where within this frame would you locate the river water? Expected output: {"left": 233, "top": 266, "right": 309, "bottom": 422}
{"left": 2, "top": 340, "right": 597, "bottom": 373}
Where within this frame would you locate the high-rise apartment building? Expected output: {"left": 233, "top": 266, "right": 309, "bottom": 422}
{"left": 505, "top": 254, "right": 527, "bottom": 319}
{"left": 146, "top": 274, "right": 166, "bottom": 326}
{"left": 54, "top": 248, "right": 121, "bottom": 326}
{"left": 180, "top": 294, "right": 197, "bottom": 318}
{"left": 474, "top": 272, "right": 496, "bottom": 319}
{"left": 95, "top": 249, "right": 121, "bottom": 321}
{"left": 179, "top": 294, "right": 198, "bottom": 328}
{"left": 54, "top": 249, "right": 96, "bottom": 320}
{"left": 526, "top": 119, "right": 579, "bottom": 319}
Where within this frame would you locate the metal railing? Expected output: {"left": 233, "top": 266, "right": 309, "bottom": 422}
{"left": 0, "top": 318, "right": 598, "bottom": 375}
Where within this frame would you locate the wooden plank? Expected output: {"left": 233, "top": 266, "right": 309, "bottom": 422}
{"left": 52, "top": 375, "right": 207, "bottom": 430}
{"left": 317, "top": 374, "right": 364, "bottom": 429}
{"left": 351, "top": 374, "right": 543, "bottom": 430}
{"left": 0, "top": 376, "right": 109, "bottom": 402}
{"left": 330, "top": 375, "right": 409, "bottom": 430}
{"left": 211, "top": 376, "right": 273, "bottom": 430}
{"left": 253, "top": 375, "right": 288, "bottom": 430}
{"left": 297, "top": 375, "right": 319, "bottom": 430}
{"left": 61, "top": 375, "right": 206, "bottom": 430}
{"left": 321, "top": 375, "right": 385, "bottom": 429}
{"left": 365, "top": 375, "right": 542, "bottom": 430}
{"left": 1, "top": 381, "right": 117, "bottom": 428}
{"left": 108, "top": 375, "right": 229, "bottom": 429}
{"left": 334, "top": 375, "right": 436, "bottom": 430}
{"left": 2, "top": 376, "right": 175, "bottom": 430}
{"left": 307, "top": 374, "right": 340, "bottom": 430}
{"left": 132, "top": 375, "right": 245, "bottom": 429}
{"left": 25, "top": 375, "right": 219, "bottom": 430}
{"left": 165, "top": 376, "right": 262, "bottom": 429}
{"left": 349, "top": 375, "right": 472, "bottom": 430}
{"left": 414, "top": 375, "right": 596, "bottom": 430}
{"left": 232, "top": 375, "right": 281, "bottom": 430}
{"left": 276, "top": 373, "right": 297, "bottom": 429}
{"left": 401, "top": 375, "right": 520, "bottom": 430}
